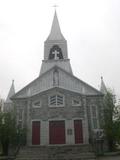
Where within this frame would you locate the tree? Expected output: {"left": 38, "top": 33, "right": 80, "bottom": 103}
{"left": 103, "top": 90, "right": 120, "bottom": 151}
{"left": 113, "top": 103, "right": 120, "bottom": 146}
{"left": 0, "top": 98, "right": 4, "bottom": 112}
{"left": 0, "top": 111, "right": 27, "bottom": 155}
{"left": 0, "top": 112, "right": 16, "bottom": 155}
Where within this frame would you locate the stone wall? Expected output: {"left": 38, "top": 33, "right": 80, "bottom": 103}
{"left": 13, "top": 87, "right": 103, "bottom": 146}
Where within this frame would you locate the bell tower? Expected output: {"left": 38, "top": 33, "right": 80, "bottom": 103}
{"left": 40, "top": 11, "right": 73, "bottom": 75}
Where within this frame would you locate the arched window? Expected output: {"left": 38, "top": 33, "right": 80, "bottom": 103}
{"left": 49, "top": 45, "right": 63, "bottom": 60}
{"left": 17, "top": 109, "right": 23, "bottom": 128}
{"left": 90, "top": 105, "right": 99, "bottom": 129}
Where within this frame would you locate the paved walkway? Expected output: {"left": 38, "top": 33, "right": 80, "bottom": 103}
{"left": 97, "top": 155, "right": 120, "bottom": 160}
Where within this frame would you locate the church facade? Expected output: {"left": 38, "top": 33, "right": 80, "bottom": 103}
{"left": 11, "top": 11, "right": 104, "bottom": 146}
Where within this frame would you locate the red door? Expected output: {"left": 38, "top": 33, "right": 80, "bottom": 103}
{"left": 32, "top": 121, "right": 40, "bottom": 145}
{"left": 49, "top": 121, "right": 65, "bottom": 144}
{"left": 74, "top": 120, "right": 83, "bottom": 144}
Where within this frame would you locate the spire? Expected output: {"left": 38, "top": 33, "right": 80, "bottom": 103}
{"left": 6, "top": 80, "right": 15, "bottom": 103}
{"left": 46, "top": 10, "right": 65, "bottom": 41}
{"left": 100, "top": 76, "right": 107, "bottom": 94}
{"left": 40, "top": 10, "right": 73, "bottom": 75}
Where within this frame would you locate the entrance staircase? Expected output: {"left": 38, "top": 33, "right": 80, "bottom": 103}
{"left": 15, "top": 144, "right": 96, "bottom": 160}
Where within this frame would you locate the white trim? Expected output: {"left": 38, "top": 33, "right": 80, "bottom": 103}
{"left": 31, "top": 119, "right": 41, "bottom": 146}
{"left": 65, "top": 119, "right": 74, "bottom": 144}
{"left": 41, "top": 121, "right": 49, "bottom": 145}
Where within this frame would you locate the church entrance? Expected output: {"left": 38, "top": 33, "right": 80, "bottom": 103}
{"left": 32, "top": 121, "right": 40, "bottom": 145}
{"left": 74, "top": 120, "right": 83, "bottom": 144}
{"left": 49, "top": 120, "right": 65, "bottom": 144}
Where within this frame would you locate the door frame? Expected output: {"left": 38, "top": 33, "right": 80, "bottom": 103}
{"left": 49, "top": 119, "right": 66, "bottom": 145}
{"left": 74, "top": 118, "right": 83, "bottom": 144}
{"left": 31, "top": 120, "right": 41, "bottom": 146}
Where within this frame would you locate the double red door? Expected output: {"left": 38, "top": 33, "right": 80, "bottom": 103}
{"left": 74, "top": 120, "right": 83, "bottom": 144}
{"left": 32, "top": 121, "right": 40, "bottom": 145}
{"left": 49, "top": 120, "right": 65, "bottom": 144}
{"left": 32, "top": 120, "right": 83, "bottom": 145}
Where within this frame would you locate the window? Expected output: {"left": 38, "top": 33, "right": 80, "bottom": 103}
{"left": 91, "top": 105, "right": 99, "bottom": 129}
{"left": 18, "top": 109, "right": 23, "bottom": 128}
{"left": 72, "top": 99, "right": 81, "bottom": 106}
{"left": 49, "top": 45, "right": 63, "bottom": 60}
{"left": 49, "top": 95, "right": 64, "bottom": 107}
{"left": 18, "top": 109, "right": 23, "bottom": 120}
{"left": 91, "top": 105, "right": 97, "bottom": 117}
{"left": 33, "top": 100, "right": 41, "bottom": 108}
{"left": 18, "top": 121, "right": 23, "bottom": 128}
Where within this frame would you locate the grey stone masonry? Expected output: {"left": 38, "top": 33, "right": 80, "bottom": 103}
{"left": 13, "top": 87, "right": 103, "bottom": 146}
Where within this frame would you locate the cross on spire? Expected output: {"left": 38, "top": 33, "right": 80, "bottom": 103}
{"left": 52, "top": 50, "right": 59, "bottom": 60}
{"left": 53, "top": 5, "right": 58, "bottom": 10}
{"left": 46, "top": 6, "right": 65, "bottom": 41}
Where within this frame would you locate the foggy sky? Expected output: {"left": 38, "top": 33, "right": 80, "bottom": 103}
{"left": 0, "top": 0, "right": 120, "bottom": 101}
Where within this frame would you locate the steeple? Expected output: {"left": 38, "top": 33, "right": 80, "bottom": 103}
{"left": 6, "top": 80, "right": 15, "bottom": 103}
{"left": 46, "top": 10, "right": 65, "bottom": 41}
{"left": 40, "top": 10, "right": 73, "bottom": 75}
{"left": 100, "top": 76, "right": 107, "bottom": 94}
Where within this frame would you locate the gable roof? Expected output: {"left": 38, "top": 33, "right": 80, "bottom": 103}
{"left": 12, "top": 66, "right": 102, "bottom": 99}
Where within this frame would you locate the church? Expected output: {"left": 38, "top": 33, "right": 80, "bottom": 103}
{"left": 5, "top": 11, "right": 105, "bottom": 147}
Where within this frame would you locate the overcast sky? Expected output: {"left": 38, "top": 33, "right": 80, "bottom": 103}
{"left": 0, "top": 0, "right": 120, "bottom": 101}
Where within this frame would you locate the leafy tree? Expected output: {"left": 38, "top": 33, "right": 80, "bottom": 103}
{"left": 113, "top": 103, "right": 120, "bottom": 146}
{"left": 0, "top": 112, "right": 16, "bottom": 155}
{"left": 0, "top": 112, "right": 26, "bottom": 155}
{"left": 103, "top": 90, "right": 120, "bottom": 151}
{"left": 0, "top": 98, "right": 4, "bottom": 112}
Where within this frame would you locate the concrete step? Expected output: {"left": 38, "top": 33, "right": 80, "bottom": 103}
{"left": 16, "top": 157, "right": 96, "bottom": 159}
{"left": 15, "top": 145, "right": 96, "bottom": 160}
